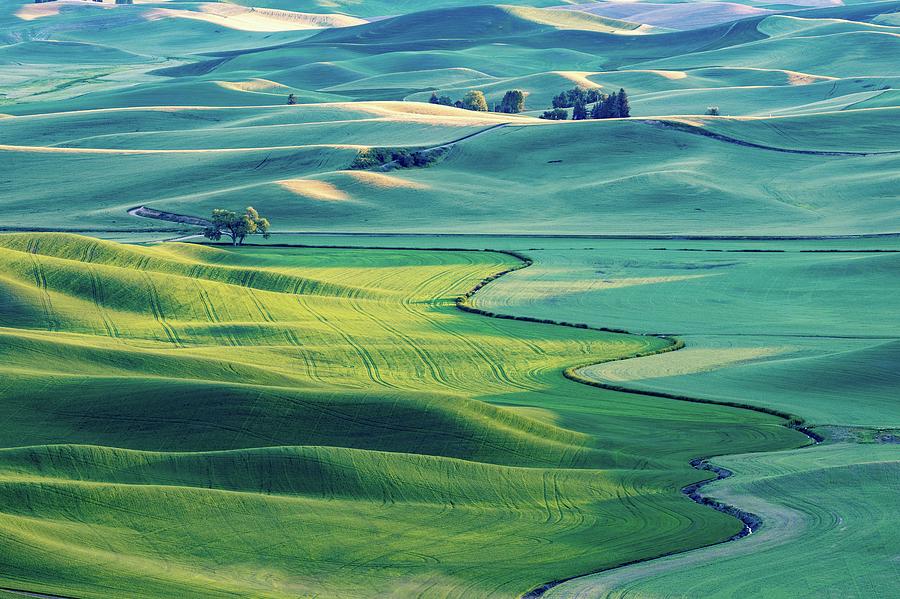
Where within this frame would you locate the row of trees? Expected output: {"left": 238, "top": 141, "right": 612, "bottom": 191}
{"left": 426, "top": 86, "right": 632, "bottom": 119}
{"left": 429, "top": 90, "right": 488, "bottom": 111}
{"left": 540, "top": 87, "right": 631, "bottom": 120}
{"left": 429, "top": 89, "right": 527, "bottom": 114}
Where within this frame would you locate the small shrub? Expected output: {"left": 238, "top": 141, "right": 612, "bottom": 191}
{"left": 539, "top": 108, "right": 568, "bottom": 120}
{"left": 462, "top": 90, "right": 489, "bottom": 112}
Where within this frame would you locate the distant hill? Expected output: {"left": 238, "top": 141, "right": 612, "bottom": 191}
{"left": 1, "top": 0, "right": 899, "bottom": 234}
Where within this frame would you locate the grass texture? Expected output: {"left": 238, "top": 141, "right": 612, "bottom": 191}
{"left": 474, "top": 239, "right": 900, "bottom": 597}
{"left": 546, "top": 442, "right": 900, "bottom": 599}
{"left": 475, "top": 241, "right": 900, "bottom": 426}
{"left": 0, "top": 233, "right": 805, "bottom": 598}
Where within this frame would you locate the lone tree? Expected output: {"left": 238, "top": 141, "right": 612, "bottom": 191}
{"left": 287, "top": 93, "right": 297, "bottom": 105}
{"left": 462, "top": 90, "right": 489, "bottom": 112}
{"left": 203, "top": 207, "right": 270, "bottom": 246}
{"left": 498, "top": 89, "right": 526, "bottom": 113}
{"left": 616, "top": 88, "right": 630, "bottom": 118}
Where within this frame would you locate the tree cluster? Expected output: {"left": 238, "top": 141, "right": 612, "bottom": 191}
{"left": 496, "top": 89, "right": 526, "bottom": 114}
{"left": 539, "top": 88, "right": 631, "bottom": 121}
{"left": 350, "top": 147, "right": 437, "bottom": 170}
{"left": 551, "top": 87, "right": 603, "bottom": 109}
{"left": 203, "top": 207, "right": 270, "bottom": 246}
{"left": 429, "top": 89, "right": 527, "bottom": 113}
{"left": 539, "top": 108, "right": 568, "bottom": 120}
{"left": 429, "top": 90, "right": 489, "bottom": 112}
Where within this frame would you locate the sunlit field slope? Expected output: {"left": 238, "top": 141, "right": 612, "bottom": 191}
{"left": 0, "top": 233, "right": 805, "bottom": 598}
{"left": 2, "top": 0, "right": 899, "bottom": 597}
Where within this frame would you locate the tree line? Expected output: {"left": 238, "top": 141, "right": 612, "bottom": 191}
{"left": 424, "top": 85, "right": 630, "bottom": 120}
{"left": 429, "top": 89, "right": 526, "bottom": 113}
{"left": 540, "top": 87, "right": 630, "bottom": 120}
{"left": 292, "top": 88, "right": 724, "bottom": 118}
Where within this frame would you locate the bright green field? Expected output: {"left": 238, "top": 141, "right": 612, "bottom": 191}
{"left": 0, "top": 233, "right": 805, "bottom": 598}
{"left": 546, "top": 442, "right": 900, "bottom": 599}
{"left": 474, "top": 238, "right": 900, "bottom": 597}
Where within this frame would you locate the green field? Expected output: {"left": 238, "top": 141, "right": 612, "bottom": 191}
{"left": 546, "top": 442, "right": 900, "bottom": 599}
{"left": 474, "top": 238, "right": 900, "bottom": 597}
{"left": 0, "top": 233, "right": 807, "bottom": 597}
{"left": 475, "top": 240, "right": 900, "bottom": 426}
{"left": 2, "top": 107, "right": 898, "bottom": 235}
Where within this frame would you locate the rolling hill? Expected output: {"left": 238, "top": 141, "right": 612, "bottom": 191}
{"left": 2, "top": 0, "right": 899, "bottom": 234}
{"left": 474, "top": 236, "right": 900, "bottom": 597}
{"left": 0, "top": 233, "right": 806, "bottom": 597}
{"left": 1, "top": 105, "right": 898, "bottom": 235}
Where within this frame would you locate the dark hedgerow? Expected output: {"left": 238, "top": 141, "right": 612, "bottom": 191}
{"left": 350, "top": 147, "right": 439, "bottom": 170}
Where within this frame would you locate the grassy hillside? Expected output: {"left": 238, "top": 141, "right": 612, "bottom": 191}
{"left": 476, "top": 241, "right": 900, "bottom": 424}
{"left": 2, "top": 105, "right": 898, "bottom": 235}
{"left": 0, "top": 233, "right": 805, "bottom": 598}
{"left": 2, "top": 0, "right": 898, "bottom": 596}
{"left": 546, "top": 442, "right": 900, "bottom": 599}
{"left": 474, "top": 237, "right": 899, "bottom": 596}
{"left": 551, "top": 1, "right": 776, "bottom": 30}
{"left": 6, "top": 1, "right": 898, "bottom": 116}
{"left": 224, "top": 0, "right": 559, "bottom": 17}
{"left": 3, "top": 0, "right": 898, "bottom": 234}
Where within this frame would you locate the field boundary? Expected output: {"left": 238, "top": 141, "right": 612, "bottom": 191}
{"left": 642, "top": 119, "right": 900, "bottom": 157}
{"left": 0, "top": 586, "right": 77, "bottom": 599}
{"left": 454, "top": 249, "right": 819, "bottom": 432}
{"left": 446, "top": 247, "right": 821, "bottom": 598}
{"left": 123, "top": 207, "right": 900, "bottom": 240}
{"left": 113, "top": 229, "right": 822, "bottom": 599}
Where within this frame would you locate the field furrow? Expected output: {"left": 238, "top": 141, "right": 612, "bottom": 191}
{"left": 0, "top": 234, "right": 807, "bottom": 598}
